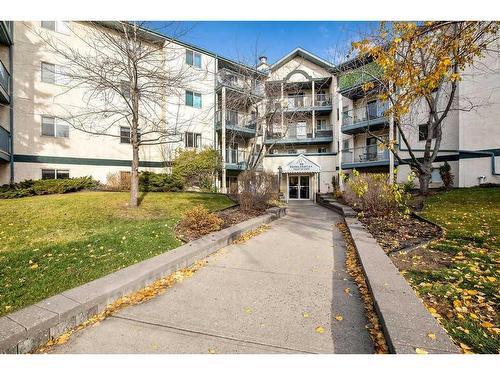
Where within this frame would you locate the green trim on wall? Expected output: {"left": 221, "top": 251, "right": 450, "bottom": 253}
{"left": 13, "top": 154, "right": 170, "bottom": 168}
{"left": 266, "top": 152, "right": 337, "bottom": 157}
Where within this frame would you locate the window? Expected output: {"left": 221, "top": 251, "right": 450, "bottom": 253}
{"left": 418, "top": 123, "right": 438, "bottom": 141}
{"left": 287, "top": 149, "right": 297, "bottom": 155}
{"left": 318, "top": 147, "right": 327, "bottom": 153}
{"left": 120, "top": 126, "right": 131, "bottom": 144}
{"left": 185, "top": 90, "right": 202, "bottom": 108}
{"left": 41, "top": 116, "right": 69, "bottom": 138}
{"left": 185, "top": 132, "right": 202, "bottom": 148}
{"left": 316, "top": 119, "right": 328, "bottom": 130}
{"left": 185, "top": 49, "right": 201, "bottom": 68}
{"left": 342, "top": 140, "right": 350, "bottom": 151}
{"left": 41, "top": 21, "right": 70, "bottom": 34}
{"left": 41, "top": 169, "right": 69, "bottom": 180}
{"left": 431, "top": 168, "right": 442, "bottom": 183}
{"left": 120, "top": 81, "right": 131, "bottom": 99}
{"left": 41, "top": 62, "right": 69, "bottom": 85}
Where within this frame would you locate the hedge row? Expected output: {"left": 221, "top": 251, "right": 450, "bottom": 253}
{"left": 0, "top": 177, "right": 97, "bottom": 199}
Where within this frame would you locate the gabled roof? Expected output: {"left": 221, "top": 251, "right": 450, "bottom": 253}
{"left": 270, "top": 47, "right": 335, "bottom": 72}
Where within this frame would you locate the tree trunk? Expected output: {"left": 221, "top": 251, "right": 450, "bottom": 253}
{"left": 418, "top": 170, "right": 431, "bottom": 196}
{"left": 130, "top": 143, "right": 140, "bottom": 207}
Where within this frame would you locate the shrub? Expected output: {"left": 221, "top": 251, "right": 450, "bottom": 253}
{"left": 238, "top": 170, "right": 278, "bottom": 212}
{"left": 105, "top": 172, "right": 131, "bottom": 191}
{"left": 0, "top": 177, "right": 97, "bottom": 199}
{"left": 172, "top": 148, "right": 221, "bottom": 192}
{"left": 139, "top": 171, "right": 183, "bottom": 192}
{"left": 439, "top": 161, "right": 454, "bottom": 189}
{"left": 343, "top": 170, "right": 412, "bottom": 217}
{"left": 177, "top": 205, "right": 224, "bottom": 237}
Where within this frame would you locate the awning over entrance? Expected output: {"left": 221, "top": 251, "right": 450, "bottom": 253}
{"left": 282, "top": 154, "right": 321, "bottom": 174}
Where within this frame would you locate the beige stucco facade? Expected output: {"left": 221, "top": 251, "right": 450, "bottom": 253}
{"left": 0, "top": 21, "right": 499, "bottom": 192}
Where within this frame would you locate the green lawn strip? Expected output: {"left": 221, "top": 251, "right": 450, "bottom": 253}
{"left": 405, "top": 188, "right": 499, "bottom": 354}
{"left": 0, "top": 191, "right": 234, "bottom": 316}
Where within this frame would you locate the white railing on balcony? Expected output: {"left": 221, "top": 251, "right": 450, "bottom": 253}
{"left": 282, "top": 93, "right": 332, "bottom": 109}
{"left": 266, "top": 123, "right": 333, "bottom": 141}
{"left": 216, "top": 110, "right": 257, "bottom": 130}
{"left": 341, "top": 146, "right": 390, "bottom": 164}
{"left": 342, "top": 101, "right": 389, "bottom": 127}
{"left": 217, "top": 68, "right": 264, "bottom": 95}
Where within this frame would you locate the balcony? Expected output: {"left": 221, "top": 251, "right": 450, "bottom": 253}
{"left": 280, "top": 93, "right": 333, "bottom": 113}
{"left": 0, "top": 21, "right": 13, "bottom": 46}
{"left": 225, "top": 149, "right": 249, "bottom": 170}
{"left": 342, "top": 101, "right": 389, "bottom": 134}
{"left": 338, "top": 62, "right": 383, "bottom": 99}
{"left": 217, "top": 68, "right": 264, "bottom": 97}
{"left": 0, "top": 126, "right": 10, "bottom": 162}
{"left": 215, "top": 110, "right": 257, "bottom": 137}
{"left": 341, "top": 146, "right": 390, "bottom": 169}
{"left": 0, "top": 59, "right": 10, "bottom": 104}
{"left": 265, "top": 124, "right": 333, "bottom": 145}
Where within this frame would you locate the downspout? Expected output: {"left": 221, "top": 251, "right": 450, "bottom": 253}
{"left": 214, "top": 55, "right": 218, "bottom": 190}
{"left": 8, "top": 25, "right": 14, "bottom": 184}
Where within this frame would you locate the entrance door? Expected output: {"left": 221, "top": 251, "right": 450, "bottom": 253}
{"left": 288, "top": 175, "right": 310, "bottom": 200}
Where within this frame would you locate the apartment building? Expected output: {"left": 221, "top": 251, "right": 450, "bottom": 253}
{"left": 1, "top": 21, "right": 499, "bottom": 199}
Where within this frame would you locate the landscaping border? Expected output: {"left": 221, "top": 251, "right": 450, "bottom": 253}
{"left": 0, "top": 207, "right": 286, "bottom": 354}
{"left": 344, "top": 217, "right": 459, "bottom": 354}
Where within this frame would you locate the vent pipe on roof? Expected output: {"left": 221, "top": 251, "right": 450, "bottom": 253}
{"left": 257, "top": 56, "right": 269, "bottom": 72}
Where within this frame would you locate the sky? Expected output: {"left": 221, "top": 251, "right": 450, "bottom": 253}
{"left": 147, "top": 21, "right": 379, "bottom": 66}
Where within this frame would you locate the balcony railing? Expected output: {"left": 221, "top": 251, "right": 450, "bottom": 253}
{"left": 341, "top": 146, "right": 390, "bottom": 165}
{"left": 342, "top": 101, "right": 389, "bottom": 127}
{"left": 0, "top": 126, "right": 10, "bottom": 158}
{"left": 215, "top": 110, "right": 257, "bottom": 130}
{"left": 281, "top": 93, "right": 332, "bottom": 110}
{"left": 0, "top": 60, "right": 10, "bottom": 103}
{"left": 224, "top": 148, "right": 258, "bottom": 170}
{"left": 217, "top": 68, "right": 264, "bottom": 96}
{"left": 266, "top": 123, "right": 333, "bottom": 143}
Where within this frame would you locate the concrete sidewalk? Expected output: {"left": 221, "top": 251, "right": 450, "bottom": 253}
{"left": 52, "top": 202, "right": 374, "bottom": 354}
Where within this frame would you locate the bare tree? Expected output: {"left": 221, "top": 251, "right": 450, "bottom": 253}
{"left": 347, "top": 21, "right": 500, "bottom": 194}
{"left": 30, "top": 21, "right": 211, "bottom": 206}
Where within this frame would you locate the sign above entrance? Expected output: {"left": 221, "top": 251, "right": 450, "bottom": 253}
{"left": 282, "top": 154, "right": 321, "bottom": 173}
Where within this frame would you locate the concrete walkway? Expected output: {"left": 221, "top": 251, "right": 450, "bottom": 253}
{"left": 52, "top": 202, "right": 374, "bottom": 354}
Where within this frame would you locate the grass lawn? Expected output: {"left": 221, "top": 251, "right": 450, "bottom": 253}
{"left": 0, "top": 191, "right": 234, "bottom": 316}
{"left": 403, "top": 188, "right": 500, "bottom": 353}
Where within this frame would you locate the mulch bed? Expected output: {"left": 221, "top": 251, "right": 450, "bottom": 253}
{"left": 175, "top": 206, "right": 264, "bottom": 243}
{"left": 358, "top": 213, "right": 441, "bottom": 254}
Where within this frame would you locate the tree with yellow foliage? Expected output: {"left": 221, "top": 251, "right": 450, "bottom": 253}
{"left": 351, "top": 21, "right": 499, "bottom": 194}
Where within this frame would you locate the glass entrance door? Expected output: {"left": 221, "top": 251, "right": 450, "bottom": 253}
{"left": 299, "top": 176, "right": 310, "bottom": 199}
{"left": 288, "top": 175, "right": 310, "bottom": 200}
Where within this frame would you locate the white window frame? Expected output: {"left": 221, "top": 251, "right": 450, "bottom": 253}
{"left": 41, "top": 62, "right": 69, "bottom": 85}
{"left": 185, "top": 90, "right": 202, "bottom": 109}
{"left": 185, "top": 49, "right": 202, "bottom": 68}
{"left": 41, "top": 116, "right": 70, "bottom": 138}
{"left": 185, "top": 132, "right": 202, "bottom": 148}
{"left": 41, "top": 169, "right": 70, "bottom": 180}
{"left": 41, "top": 21, "right": 71, "bottom": 35}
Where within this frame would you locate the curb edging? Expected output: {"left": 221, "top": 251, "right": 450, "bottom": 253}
{"left": 344, "top": 217, "right": 459, "bottom": 354}
{"left": 0, "top": 207, "right": 286, "bottom": 354}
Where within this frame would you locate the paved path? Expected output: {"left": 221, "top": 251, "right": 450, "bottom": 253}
{"left": 52, "top": 202, "right": 374, "bottom": 354}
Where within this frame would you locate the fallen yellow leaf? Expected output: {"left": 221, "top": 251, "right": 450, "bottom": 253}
{"left": 315, "top": 326, "right": 325, "bottom": 334}
{"left": 208, "top": 348, "right": 216, "bottom": 354}
{"left": 335, "top": 315, "right": 343, "bottom": 321}
{"left": 427, "top": 332, "right": 436, "bottom": 340}
{"left": 460, "top": 343, "right": 471, "bottom": 350}
{"left": 30, "top": 264, "right": 39, "bottom": 270}
{"left": 302, "top": 312, "right": 310, "bottom": 318}
{"left": 244, "top": 307, "right": 252, "bottom": 314}
{"left": 480, "top": 322, "right": 494, "bottom": 328}
{"left": 344, "top": 288, "right": 350, "bottom": 294}
{"left": 415, "top": 348, "right": 428, "bottom": 354}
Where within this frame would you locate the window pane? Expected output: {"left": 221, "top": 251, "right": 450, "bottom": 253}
{"left": 120, "top": 126, "right": 131, "bottom": 143}
{"left": 56, "top": 120, "right": 70, "bottom": 138}
{"left": 41, "top": 169, "right": 56, "bottom": 180}
{"left": 185, "top": 50, "right": 193, "bottom": 65}
{"left": 193, "top": 93, "right": 202, "bottom": 108}
{"left": 41, "top": 21, "right": 56, "bottom": 31}
{"left": 56, "top": 170, "right": 70, "bottom": 179}
{"left": 41, "top": 62, "right": 56, "bottom": 84}
{"left": 419, "top": 124, "right": 428, "bottom": 141}
{"left": 55, "top": 65, "right": 69, "bottom": 85}
{"left": 41, "top": 116, "right": 55, "bottom": 136}
{"left": 194, "top": 53, "right": 201, "bottom": 68}
{"left": 121, "top": 81, "right": 131, "bottom": 99}
{"left": 185, "top": 91, "right": 194, "bottom": 107}
{"left": 195, "top": 133, "right": 201, "bottom": 148}
{"left": 56, "top": 21, "right": 71, "bottom": 34}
